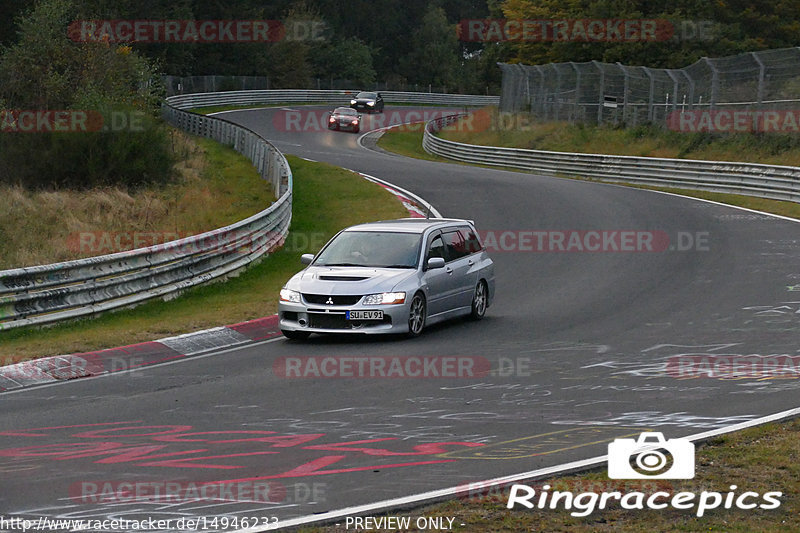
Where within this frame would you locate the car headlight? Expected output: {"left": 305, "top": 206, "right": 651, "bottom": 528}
{"left": 351, "top": 119, "right": 359, "bottom": 124}
{"left": 350, "top": 99, "right": 357, "bottom": 105}
{"left": 363, "top": 292, "right": 405, "bottom": 305}
{"left": 367, "top": 101, "right": 375, "bottom": 106}
{"left": 280, "top": 288, "right": 301, "bottom": 303}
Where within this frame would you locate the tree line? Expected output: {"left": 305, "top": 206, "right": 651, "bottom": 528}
{"left": 1, "top": 0, "right": 799, "bottom": 189}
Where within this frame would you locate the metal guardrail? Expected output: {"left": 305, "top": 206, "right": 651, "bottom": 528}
{"left": 423, "top": 114, "right": 800, "bottom": 203}
{"left": 0, "top": 103, "right": 293, "bottom": 330}
{"left": 168, "top": 90, "right": 499, "bottom": 110}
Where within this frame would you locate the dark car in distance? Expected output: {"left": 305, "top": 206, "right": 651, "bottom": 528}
{"left": 327, "top": 107, "right": 362, "bottom": 133}
{"left": 350, "top": 91, "right": 384, "bottom": 113}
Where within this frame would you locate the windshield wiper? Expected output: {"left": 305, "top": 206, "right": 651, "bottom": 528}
{"left": 380, "top": 265, "right": 415, "bottom": 269}
{"left": 319, "top": 262, "right": 362, "bottom": 267}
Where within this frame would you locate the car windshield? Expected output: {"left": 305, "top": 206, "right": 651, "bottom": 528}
{"left": 334, "top": 108, "right": 357, "bottom": 116}
{"left": 357, "top": 92, "right": 377, "bottom": 99}
{"left": 314, "top": 231, "right": 421, "bottom": 268}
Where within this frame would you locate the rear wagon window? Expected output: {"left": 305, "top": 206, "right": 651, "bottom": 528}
{"left": 442, "top": 230, "right": 469, "bottom": 260}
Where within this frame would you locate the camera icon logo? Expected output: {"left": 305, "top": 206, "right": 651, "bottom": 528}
{"left": 608, "top": 432, "right": 695, "bottom": 479}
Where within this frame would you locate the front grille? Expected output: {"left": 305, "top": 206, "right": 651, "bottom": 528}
{"left": 303, "top": 294, "right": 361, "bottom": 305}
{"left": 308, "top": 312, "right": 349, "bottom": 329}
{"left": 308, "top": 312, "right": 392, "bottom": 330}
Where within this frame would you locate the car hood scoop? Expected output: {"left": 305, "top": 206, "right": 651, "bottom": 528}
{"left": 293, "top": 266, "right": 415, "bottom": 294}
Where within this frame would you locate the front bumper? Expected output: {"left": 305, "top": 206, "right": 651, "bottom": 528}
{"left": 329, "top": 121, "right": 359, "bottom": 131}
{"left": 279, "top": 299, "right": 410, "bottom": 335}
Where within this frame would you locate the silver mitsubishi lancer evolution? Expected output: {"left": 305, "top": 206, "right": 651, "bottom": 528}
{"left": 278, "top": 218, "right": 495, "bottom": 339}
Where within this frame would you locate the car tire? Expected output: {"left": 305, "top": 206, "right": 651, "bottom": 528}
{"left": 354, "top": 126, "right": 360, "bottom": 133}
{"left": 407, "top": 292, "right": 427, "bottom": 337}
{"left": 469, "top": 280, "right": 488, "bottom": 320}
{"left": 282, "top": 329, "right": 310, "bottom": 341}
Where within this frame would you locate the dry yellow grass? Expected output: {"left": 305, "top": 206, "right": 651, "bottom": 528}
{"left": 0, "top": 130, "right": 274, "bottom": 269}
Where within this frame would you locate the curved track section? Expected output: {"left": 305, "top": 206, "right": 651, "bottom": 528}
{"left": 1, "top": 106, "right": 799, "bottom": 529}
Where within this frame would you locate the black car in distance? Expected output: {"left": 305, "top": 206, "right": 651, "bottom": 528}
{"left": 350, "top": 91, "right": 384, "bottom": 113}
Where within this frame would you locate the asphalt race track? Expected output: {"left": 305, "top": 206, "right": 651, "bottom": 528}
{"left": 2, "top": 105, "right": 800, "bottom": 529}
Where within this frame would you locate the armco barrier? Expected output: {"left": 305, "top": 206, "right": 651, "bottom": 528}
{"left": 167, "top": 89, "right": 499, "bottom": 110}
{"left": 0, "top": 90, "right": 496, "bottom": 330}
{"left": 423, "top": 114, "right": 800, "bottom": 203}
{"left": 0, "top": 102, "right": 292, "bottom": 330}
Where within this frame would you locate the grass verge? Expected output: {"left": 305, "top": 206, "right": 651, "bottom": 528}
{"left": 0, "top": 156, "right": 407, "bottom": 362}
{"left": 305, "top": 418, "right": 800, "bottom": 532}
{"left": 442, "top": 108, "right": 800, "bottom": 167}
{"left": 375, "top": 126, "right": 445, "bottom": 162}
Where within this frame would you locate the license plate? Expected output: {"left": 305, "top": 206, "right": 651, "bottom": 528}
{"left": 347, "top": 310, "right": 383, "bottom": 320}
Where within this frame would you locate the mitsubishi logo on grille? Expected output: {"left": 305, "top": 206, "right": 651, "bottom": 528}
{"left": 326, "top": 297, "right": 334, "bottom": 305}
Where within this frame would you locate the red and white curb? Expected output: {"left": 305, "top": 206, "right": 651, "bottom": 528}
{"left": 0, "top": 316, "right": 282, "bottom": 392}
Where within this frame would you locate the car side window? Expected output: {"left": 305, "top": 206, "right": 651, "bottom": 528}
{"left": 427, "top": 234, "right": 446, "bottom": 262}
{"left": 462, "top": 227, "right": 483, "bottom": 254}
{"left": 442, "top": 230, "right": 468, "bottom": 260}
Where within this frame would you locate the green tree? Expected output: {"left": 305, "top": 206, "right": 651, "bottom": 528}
{"left": 0, "top": 0, "right": 173, "bottom": 189}
{"left": 312, "top": 38, "right": 376, "bottom": 87}
{"left": 400, "top": 5, "right": 461, "bottom": 89}
{"left": 498, "top": 0, "right": 800, "bottom": 69}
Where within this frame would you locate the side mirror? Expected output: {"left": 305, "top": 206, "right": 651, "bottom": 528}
{"left": 300, "top": 254, "right": 314, "bottom": 265}
{"left": 426, "top": 257, "right": 445, "bottom": 270}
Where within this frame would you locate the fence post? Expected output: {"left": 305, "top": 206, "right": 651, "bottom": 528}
{"left": 593, "top": 61, "right": 604, "bottom": 124}
{"left": 666, "top": 70, "right": 680, "bottom": 115}
{"left": 534, "top": 65, "right": 545, "bottom": 118}
{"left": 546, "top": 64, "right": 556, "bottom": 121}
{"left": 617, "top": 62, "right": 629, "bottom": 126}
{"left": 571, "top": 62, "right": 581, "bottom": 124}
{"left": 682, "top": 70, "right": 695, "bottom": 110}
{"left": 643, "top": 67, "right": 655, "bottom": 122}
{"left": 515, "top": 64, "right": 525, "bottom": 112}
{"left": 525, "top": 68, "right": 531, "bottom": 110}
{"left": 751, "top": 52, "right": 765, "bottom": 105}
{"left": 703, "top": 57, "right": 719, "bottom": 109}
